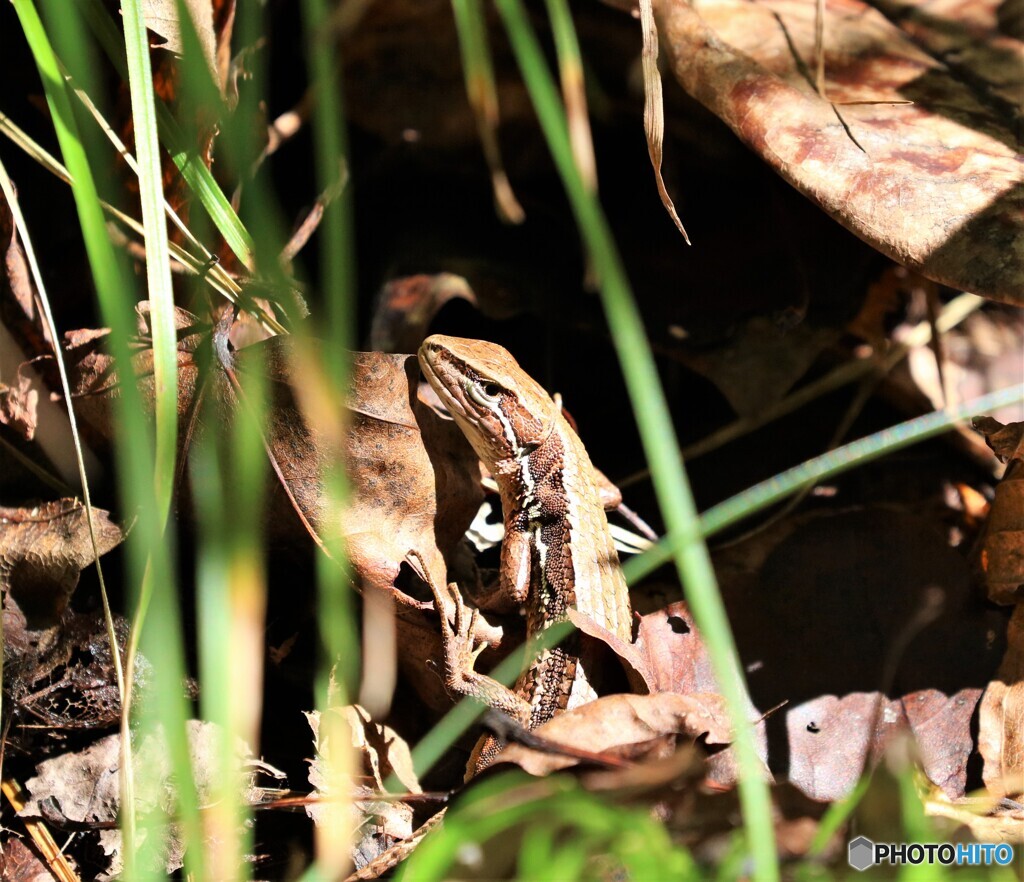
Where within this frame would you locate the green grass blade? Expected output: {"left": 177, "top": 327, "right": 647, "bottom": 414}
{"left": 542, "top": 0, "right": 597, "bottom": 192}
{"left": 296, "top": 0, "right": 358, "bottom": 875}
{"left": 118, "top": 3, "right": 203, "bottom": 876}
{"left": 16, "top": 3, "right": 200, "bottom": 877}
{"left": 403, "top": 774, "right": 700, "bottom": 882}
{"left": 192, "top": 352, "right": 268, "bottom": 882}
{"left": 493, "top": 2, "right": 779, "bottom": 878}
{"left": 120, "top": 0, "right": 177, "bottom": 517}
{"left": 0, "top": 108, "right": 260, "bottom": 322}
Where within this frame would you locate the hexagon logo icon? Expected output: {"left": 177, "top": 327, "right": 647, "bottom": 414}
{"left": 848, "top": 836, "right": 875, "bottom": 872}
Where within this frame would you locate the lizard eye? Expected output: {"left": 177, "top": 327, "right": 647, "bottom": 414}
{"left": 467, "top": 380, "right": 502, "bottom": 407}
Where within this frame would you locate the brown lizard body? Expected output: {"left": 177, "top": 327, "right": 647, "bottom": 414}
{"left": 419, "top": 334, "right": 632, "bottom": 727}
{"left": 348, "top": 335, "right": 632, "bottom": 879}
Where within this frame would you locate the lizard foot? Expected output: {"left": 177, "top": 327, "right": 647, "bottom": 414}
{"left": 427, "top": 575, "right": 532, "bottom": 723}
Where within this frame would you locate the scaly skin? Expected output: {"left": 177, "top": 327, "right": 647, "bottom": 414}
{"left": 418, "top": 334, "right": 632, "bottom": 727}
{"left": 347, "top": 336, "right": 632, "bottom": 880}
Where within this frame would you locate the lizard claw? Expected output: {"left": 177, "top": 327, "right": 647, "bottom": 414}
{"left": 412, "top": 551, "right": 530, "bottom": 723}
{"left": 435, "top": 581, "right": 489, "bottom": 662}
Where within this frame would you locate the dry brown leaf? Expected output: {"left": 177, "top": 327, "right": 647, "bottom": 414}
{"left": 716, "top": 508, "right": 1005, "bottom": 800}
{"left": 653, "top": 0, "right": 1024, "bottom": 304}
{"left": 369, "top": 273, "right": 478, "bottom": 355}
{"left": 494, "top": 692, "right": 735, "bottom": 777}
{"left": 674, "top": 316, "right": 839, "bottom": 417}
{"left": 19, "top": 721, "right": 258, "bottom": 880}
{"left": 786, "top": 688, "right": 981, "bottom": 802}
{"left": 66, "top": 315, "right": 486, "bottom": 637}
{"left": 975, "top": 417, "right": 1024, "bottom": 602}
{"left": 904, "top": 688, "right": 985, "bottom": 799}
{"left": 633, "top": 601, "right": 768, "bottom": 786}
{"left": 786, "top": 693, "right": 904, "bottom": 802}
{"left": 0, "top": 837, "right": 58, "bottom": 882}
{"left": 0, "top": 499, "right": 123, "bottom": 624}
{"left": 638, "top": 0, "right": 690, "bottom": 242}
{"left": 979, "top": 603, "right": 1024, "bottom": 800}
{"left": 306, "top": 706, "right": 418, "bottom": 866}
{"left": 0, "top": 361, "right": 40, "bottom": 440}
{"left": 567, "top": 606, "right": 653, "bottom": 695}
{"left": 240, "top": 338, "right": 484, "bottom": 610}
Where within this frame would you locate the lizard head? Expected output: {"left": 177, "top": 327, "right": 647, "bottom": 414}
{"left": 418, "top": 334, "right": 558, "bottom": 467}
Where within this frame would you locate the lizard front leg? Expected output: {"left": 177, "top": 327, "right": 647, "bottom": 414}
{"left": 428, "top": 576, "right": 533, "bottom": 724}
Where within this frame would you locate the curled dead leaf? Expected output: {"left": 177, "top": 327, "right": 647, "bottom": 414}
{"left": 306, "top": 706, "right": 419, "bottom": 865}
{"left": 65, "top": 312, "right": 484, "bottom": 625}
{"left": 0, "top": 499, "right": 123, "bottom": 624}
{"left": 369, "top": 273, "right": 478, "bottom": 354}
{"left": 494, "top": 692, "right": 736, "bottom": 777}
{"left": 0, "top": 361, "right": 40, "bottom": 440}
{"left": 974, "top": 417, "right": 1024, "bottom": 602}
{"left": 979, "top": 603, "right": 1024, "bottom": 801}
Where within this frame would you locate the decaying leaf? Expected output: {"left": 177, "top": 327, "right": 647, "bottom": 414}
{"left": 18, "top": 721, "right": 259, "bottom": 879}
{"left": 3, "top": 606, "right": 131, "bottom": 731}
{"left": 306, "top": 706, "right": 419, "bottom": 865}
{"left": 66, "top": 311, "right": 484, "bottom": 622}
{"left": 0, "top": 361, "right": 40, "bottom": 440}
{"left": 786, "top": 688, "right": 981, "bottom": 802}
{"left": 672, "top": 316, "right": 839, "bottom": 418}
{"left": 0, "top": 836, "right": 57, "bottom": 882}
{"left": 369, "top": 273, "right": 478, "bottom": 354}
{"left": 979, "top": 603, "right": 1024, "bottom": 800}
{"left": 974, "top": 417, "right": 1024, "bottom": 602}
{"left": 653, "top": 0, "right": 1024, "bottom": 304}
{"left": 716, "top": 508, "right": 1005, "bottom": 800}
{"left": 632, "top": 601, "right": 768, "bottom": 785}
{"left": 494, "top": 692, "right": 737, "bottom": 778}
{"left": 0, "top": 499, "right": 124, "bottom": 624}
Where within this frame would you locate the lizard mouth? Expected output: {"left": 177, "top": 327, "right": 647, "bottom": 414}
{"left": 418, "top": 342, "right": 471, "bottom": 422}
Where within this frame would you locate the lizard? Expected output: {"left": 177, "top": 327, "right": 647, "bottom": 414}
{"left": 348, "top": 334, "right": 634, "bottom": 879}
